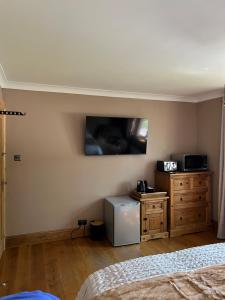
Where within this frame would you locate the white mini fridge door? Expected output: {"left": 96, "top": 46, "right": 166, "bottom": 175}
{"left": 114, "top": 200, "right": 140, "bottom": 246}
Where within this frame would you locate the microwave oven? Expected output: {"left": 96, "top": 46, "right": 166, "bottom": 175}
{"left": 171, "top": 154, "right": 208, "bottom": 172}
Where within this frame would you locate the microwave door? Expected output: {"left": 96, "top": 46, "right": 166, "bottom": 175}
{"left": 185, "top": 155, "right": 205, "bottom": 171}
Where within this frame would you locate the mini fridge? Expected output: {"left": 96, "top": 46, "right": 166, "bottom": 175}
{"left": 104, "top": 195, "right": 140, "bottom": 246}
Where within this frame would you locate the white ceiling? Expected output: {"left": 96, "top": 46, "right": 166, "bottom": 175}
{"left": 0, "top": 0, "right": 225, "bottom": 101}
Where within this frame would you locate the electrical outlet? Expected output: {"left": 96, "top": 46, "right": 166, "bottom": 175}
{"left": 78, "top": 219, "right": 87, "bottom": 226}
{"left": 14, "top": 154, "right": 21, "bottom": 161}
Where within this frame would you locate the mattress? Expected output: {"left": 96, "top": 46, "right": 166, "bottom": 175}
{"left": 76, "top": 242, "right": 225, "bottom": 300}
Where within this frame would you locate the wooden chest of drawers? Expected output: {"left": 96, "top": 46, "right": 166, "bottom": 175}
{"left": 155, "top": 171, "right": 212, "bottom": 237}
{"left": 131, "top": 192, "right": 169, "bottom": 242}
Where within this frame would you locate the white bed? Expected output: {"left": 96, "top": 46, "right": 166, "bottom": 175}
{"left": 76, "top": 242, "right": 225, "bottom": 300}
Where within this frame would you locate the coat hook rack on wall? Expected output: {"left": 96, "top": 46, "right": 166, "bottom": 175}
{"left": 0, "top": 111, "right": 26, "bottom": 116}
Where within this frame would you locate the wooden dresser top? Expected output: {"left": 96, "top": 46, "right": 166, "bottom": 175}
{"left": 155, "top": 171, "right": 212, "bottom": 177}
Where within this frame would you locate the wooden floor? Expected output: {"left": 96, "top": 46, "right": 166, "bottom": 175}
{"left": 0, "top": 230, "right": 221, "bottom": 300}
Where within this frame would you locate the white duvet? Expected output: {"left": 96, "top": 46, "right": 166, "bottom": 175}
{"left": 76, "top": 242, "right": 225, "bottom": 300}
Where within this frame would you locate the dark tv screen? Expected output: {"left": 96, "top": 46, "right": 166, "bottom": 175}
{"left": 85, "top": 116, "right": 148, "bottom": 155}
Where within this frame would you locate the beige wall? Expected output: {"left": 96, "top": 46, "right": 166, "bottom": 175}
{"left": 197, "top": 98, "right": 223, "bottom": 221}
{"left": 0, "top": 86, "right": 3, "bottom": 104}
{"left": 3, "top": 89, "right": 198, "bottom": 236}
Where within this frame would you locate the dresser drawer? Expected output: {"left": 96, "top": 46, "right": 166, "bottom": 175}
{"left": 174, "top": 192, "right": 206, "bottom": 205}
{"left": 175, "top": 207, "right": 206, "bottom": 227}
{"left": 144, "top": 201, "right": 163, "bottom": 213}
{"left": 173, "top": 178, "right": 191, "bottom": 191}
{"left": 192, "top": 175, "right": 208, "bottom": 188}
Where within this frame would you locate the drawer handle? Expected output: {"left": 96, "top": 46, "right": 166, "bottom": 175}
{"left": 143, "top": 218, "right": 147, "bottom": 221}
{"left": 180, "top": 217, "right": 183, "bottom": 220}
{"left": 180, "top": 197, "right": 183, "bottom": 201}
{"left": 152, "top": 205, "right": 156, "bottom": 209}
{"left": 180, "top": 182, "right": 183, "bottom": 186}
{"left": 160, "top": 221, "right": 163, "bottom": 225}
{"left": 199, "top": 196, "right": 202, "bottom": 200}
{"left": 143, "top": 229, "right": 147, "bottom": 233}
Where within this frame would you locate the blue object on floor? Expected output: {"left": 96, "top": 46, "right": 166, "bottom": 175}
{"left": 0, "top": 291, "right": 60, "bottom": 299}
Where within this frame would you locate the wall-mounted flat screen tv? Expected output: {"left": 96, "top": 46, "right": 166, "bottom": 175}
{"left": 85, "top": 116, "right": 148, "bottom": 155}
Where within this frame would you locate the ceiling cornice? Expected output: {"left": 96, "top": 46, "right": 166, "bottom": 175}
{"left": 4, "top": 80, "right": 197, "bottom": 102}
{"left": 190, "top": 89, "right": 224, "bottom": 102}
{"left": 0, "top": 63, "right": 223, "bottom": 103}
